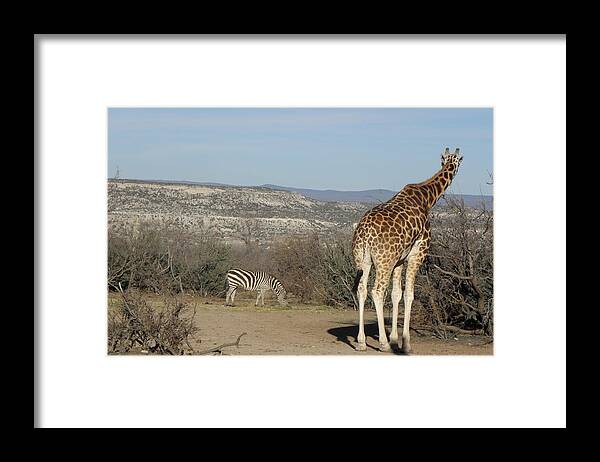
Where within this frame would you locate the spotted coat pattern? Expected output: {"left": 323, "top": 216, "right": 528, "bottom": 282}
{"left": 351, "top": 149, "right": 463, "bottom": 353}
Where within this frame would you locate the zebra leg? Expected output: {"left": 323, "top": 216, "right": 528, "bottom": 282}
{"left": 256, "top": 290, "right": 265, "bottom": 306}
{"left": 225, "top": 287, "right": 235, "bottom": 306}
{"left": 230, "top": 288, "right": 237, "bottom": 306}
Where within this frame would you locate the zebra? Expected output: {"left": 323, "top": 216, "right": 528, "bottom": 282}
{"left": 225, "top": 268, "right": 287, "bottom": 307}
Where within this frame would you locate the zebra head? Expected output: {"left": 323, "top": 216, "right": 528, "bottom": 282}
{"left": 278, "top": 289, "right": 288, "bottom": 305}
{"left": 273, "top": 279, "right": 287, "bottom": 305}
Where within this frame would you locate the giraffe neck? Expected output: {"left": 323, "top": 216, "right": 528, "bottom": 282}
{"left": 412, "top": 164, "right": 457, "bottom": 209}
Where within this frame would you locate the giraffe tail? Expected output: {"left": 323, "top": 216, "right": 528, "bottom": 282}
{"left": 352, "top": 269, "right": 364, "bottom": 293}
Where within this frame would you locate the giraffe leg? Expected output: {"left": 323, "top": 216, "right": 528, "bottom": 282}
{"left": 371, "top": 265, "right": 393, "bottom": 352}
{"left": 356, "top": 263, "right": 371, "bottom": 351}
{"left": 389, "top": 264, "right": 403, "bottom": 346}
{"left": 402, "top": 243, "right": 428, "bottom": 354}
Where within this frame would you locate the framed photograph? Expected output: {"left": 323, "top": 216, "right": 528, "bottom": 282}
{"left": 35, "top": 35, "right": 566, "bottom": 428}
{"left": 106, "top": 107, "right": 493, "bottom": 357}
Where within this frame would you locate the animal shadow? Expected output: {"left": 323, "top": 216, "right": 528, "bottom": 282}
{"left": 327, "top": 321, "right": 405, "bottom": 354}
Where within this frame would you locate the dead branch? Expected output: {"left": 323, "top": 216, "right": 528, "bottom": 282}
{"left": 432, "top": 264, "right": 473, "bottom": 281}
{"left": 409, "top": 326, "right": 431, "bottom": 337}
{"left": 196, "top": 332, "right": 247, "bottom": 355}
{"left": 440, "top": 325, "right": 486, "bottom": 335}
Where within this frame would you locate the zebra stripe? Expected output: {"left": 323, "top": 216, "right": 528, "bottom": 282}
{"left": 225, "top": 268, "right": 286, "bottom": 304}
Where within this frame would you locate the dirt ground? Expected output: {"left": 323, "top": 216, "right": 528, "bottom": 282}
{"left": 108, "top": 293, "right": 493, "bottom": 355}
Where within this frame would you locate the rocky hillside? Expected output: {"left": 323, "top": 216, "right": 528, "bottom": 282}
{"left": 108, "top": 179, "right": 369, "bottom": 244}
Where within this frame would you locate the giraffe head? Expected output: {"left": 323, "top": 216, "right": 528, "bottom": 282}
{"left": 441, "top": 147, "right": 463, "bottom": 172}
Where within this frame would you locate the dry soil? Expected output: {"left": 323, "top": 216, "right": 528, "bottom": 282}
{"left": 108, "top": 293, "right": 493, "bottom": 356}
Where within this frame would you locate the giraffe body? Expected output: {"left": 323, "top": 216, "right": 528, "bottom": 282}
{"left": 352, "top": 148, "right": 462, "bottom": 353}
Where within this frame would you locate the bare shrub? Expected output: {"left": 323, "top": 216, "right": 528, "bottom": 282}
{"left": 108, "top": 220, "right": 232, "bottom": 296}
{"left": 264, "top": 232, "right": 361, "bottom": 308}
{"left": 270, "top": 234, "right": 323, "bottom": 303}
{"left": 174, "top": 232, "right": 233, "bottom": 297}
{"left": 108, "top": 287, "right": 198, "bottom": 355}
{"left": 230, "top": 243, "right": 275, "bottom": 277}
{"left": 415, "top": 196, "right": 494, "bottom": 336}
{"left": 317, "top": 236, "right": 359, "bottom": 308}
{"left": 108, "top": 221, "right": 171, "bottom": 292}
{"left": 235, "top": 217, "right": 261, "bottom": 249}
{"left": 230, "top": 218, "right": 275, "bottom": 274}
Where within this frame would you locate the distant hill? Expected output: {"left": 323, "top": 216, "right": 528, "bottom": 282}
{"left": 125, "top": 178, "right": 492, "bottom": 209}
{"left": 107, "top": 179, "right": 368, "bottom": 244}
{"left": 261, "top": 184, "right": 493, "bottom": 209}
{"left": 108, "top": 179, "right": 493, "bottom": 245}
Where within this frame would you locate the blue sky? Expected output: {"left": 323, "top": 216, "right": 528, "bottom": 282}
{"left": 108, "top": 108, "right": 493, "bottom": 195}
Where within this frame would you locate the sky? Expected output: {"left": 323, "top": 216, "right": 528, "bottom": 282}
{"left": 108, "top": 108, "right": 493, "bottom": 196}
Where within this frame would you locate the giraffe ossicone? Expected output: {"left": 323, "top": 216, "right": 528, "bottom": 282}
{"left": 351, "top": 148, "right": 463, "bottom": 353}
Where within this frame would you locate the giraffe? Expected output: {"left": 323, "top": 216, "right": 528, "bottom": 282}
{"left": 351, "top": 148, "right": 463, "bottom": 353}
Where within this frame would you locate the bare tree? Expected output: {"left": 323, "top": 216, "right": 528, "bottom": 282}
{"left": 235, "top": 218, "right": 261, "bottom": 248}
{"left": 416, "top": 195, "right": 494, "bottom": 336}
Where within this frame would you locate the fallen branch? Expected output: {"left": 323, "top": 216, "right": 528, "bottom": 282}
{"left": 440, "top": 325, "right": 486, "bottom": 335}
{"left": 196, "top": 333, "right": 247, "bottom": 355}
{"left": 408, "top": 324, "right": 487, "bottom": 337}
{"left": 409, "top": 326, "right": 432, "bottom": 337}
